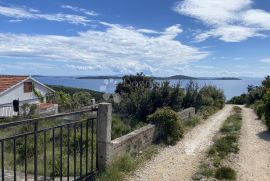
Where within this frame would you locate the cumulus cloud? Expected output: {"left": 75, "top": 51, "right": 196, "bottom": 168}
{"left": 0, "top": 5, "right": 91, "bottom": 25}
{"left": 0, "top": 24, "right": 208, "bottom": 75}
{"left": 174, "top": 0, "right": 270, "bottom": 42}
{"left": 61, "top": 5, "right": 99, "bottom": 16}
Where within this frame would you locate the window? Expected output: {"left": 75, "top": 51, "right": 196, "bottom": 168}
{"left": 24, "top": 82, "right": 33, "bottom": 93}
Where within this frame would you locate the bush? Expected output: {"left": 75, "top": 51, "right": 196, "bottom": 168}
{"left": 254, "top": 101, "right": 265, "bottom": 119}
{"left": 115, "top": 77, "right": 185, "bottom": 120}
{"left": 227, "top": 94, "right": 246, "bottom": 105}
{"left": 263, "top": 90, "right": 270, "bottom": 130}
{"left": 97, "top": 154, "right": 135, "bottom": 181}
{"left": 215, "top": 167, "right": 236, "bottom": 180}
{"left": 196, "top": 85, "right": 225, "bottom": 110}
{"left": 147, "top": 107, "right": 184, "bottom": 145}
{"left": 72, "top": 91, "right": 92, "bottom": 108}
{"left": 183, "top": 81, "right": 199, "bottom": 108}
{"left": 197, "top": 106, "right": 218, "bottom": 119}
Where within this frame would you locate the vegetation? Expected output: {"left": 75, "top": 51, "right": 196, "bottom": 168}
{"left": 227, "top": 94, "right": 246, "bottom": 105}
{"left": 20, "top": 103, "right": 38, "bottom": 118}
{"left": 114, "top": 73, "right": 225, "bottom": 121}
{"left": 228, "top": 76, "right": 270, "bottom": 130}
{"left": 47, "top": 85, "right": 103, "bottom": 102}
{"left": 215, "top": 167, "right": 236, "bottom": 180}
{"left": 97, "top": 145, "right": 161, "bottom": 181}
{"left": 193, "top": 106, "right": 242, "bottom": 180}
{"left": 111, "top": 114, "right": 145, "bottom": 140}
{"left": 147, "top": 107, "right": 184, "bottom": 145}
{"left": 0, "top": 113, "right": 95, "bottom": 177}
{"left": 46, "top": 86, "right": 96, "bottom": 112}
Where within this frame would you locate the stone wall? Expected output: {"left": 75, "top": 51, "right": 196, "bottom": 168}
{"left": 179, "top": 107, "right": 196, "bottom": 120}
{"left": 108, "top": 124, "right": 160, "bottom": 163}
{"left": 105, "top": 107, "right": 196, "bottom": 166}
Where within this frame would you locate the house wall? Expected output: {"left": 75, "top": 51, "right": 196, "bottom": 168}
{"left": 0, "top": 79, "right": 52, "bottom": 117}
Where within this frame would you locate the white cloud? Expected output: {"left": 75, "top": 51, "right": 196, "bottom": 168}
{"left": 137, "top": 29, "right": 159, "bottom": 34}
{"left": 0, "top": 62, "right": 56, "bottom": 70}
{"left": 0, "top": 24, "right": 208, "bottom": 75}
{"left": 175, "top": 0, "right": 251, "bottom": 26}
{"left": 198, "top": 25, "right": 260, "bottom": 42}
{"left": 8, "top": 19, "right": 22, "bottom": 23}
{"left": 260, "top": 58, "right": 270, "bottom": 64}
{"left": 161, "top": 24, "right": 183, "bottom": 39}
{"left": 242, "top": 9, "right": 270, "bottom": 29}
{"left": 61, "top": 5, "right": 99, "bottom": 16}
{"left": 174, "top": 0, "right": 270, "bottom": 42}
{"left": 0, "top": 5, "right": 91, "bottom": 25}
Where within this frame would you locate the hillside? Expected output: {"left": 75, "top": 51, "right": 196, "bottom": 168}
{"left": 77, "top": 75, "right": 240, "bottom": 80}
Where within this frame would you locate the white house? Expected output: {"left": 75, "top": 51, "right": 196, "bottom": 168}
{"left": 0, "top": 75, "right": 57, "bottom": 117}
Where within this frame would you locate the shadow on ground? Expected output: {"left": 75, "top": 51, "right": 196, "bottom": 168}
{"left": 257, "top": 131, "right": 270, "bottom": 141}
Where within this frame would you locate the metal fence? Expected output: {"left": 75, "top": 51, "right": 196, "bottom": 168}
{"left": 0, "top": 107, "right": 98, "bottom": 181}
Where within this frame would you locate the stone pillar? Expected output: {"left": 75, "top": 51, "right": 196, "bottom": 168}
{"left": 97, "top": 103, "right": 112, "bottom": 172}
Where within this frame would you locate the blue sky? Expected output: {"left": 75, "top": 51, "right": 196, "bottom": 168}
{"left": 0, "top": 0, "right": 269, "bottom": 77}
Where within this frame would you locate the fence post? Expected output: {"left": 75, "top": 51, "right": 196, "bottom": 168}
{"left": 97, "top": 103, "right": 112, "bottom": 172}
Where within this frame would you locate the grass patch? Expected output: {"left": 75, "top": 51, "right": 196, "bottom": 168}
{"left": 97, "top": 145, "right": 161, "bottom": 181}
{"left": 215, "top": 167, "right": 236, "bottom": 180}
{"left": 182, "top": 115, "right": 201, "bottom": 131}
{"left": 193, "top": 106, "right": 242, "bottom": 180}
{"left": 111, "top": 114, "right": 145, "bottom": 140}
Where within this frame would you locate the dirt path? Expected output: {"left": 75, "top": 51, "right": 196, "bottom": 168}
{"left": 127, "top": 105, "right": 233, "bottom": 181}
{"left": 233, "top": 107, "right": 270, "bottom": 181}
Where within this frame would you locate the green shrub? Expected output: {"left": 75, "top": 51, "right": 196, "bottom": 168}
{"left": 209, "top": 135, "right": 239, "bottom": 158}
{"left": 263, "top": 90, "right": 270, "bottom": 130}
{"left": 97, "top": 154, "right": 135, "bottom": 181}
{"left": 114, "top": 154, "right": 136, "bottom": 172}
{"left": 182, "top": 115, "right": 200, "bottom": 128}
{"left": 197, "top": 106, "right": 218, "bottom": 119}
{"left": 254, "top": 101, "right": 265, "bottom": 119}
{"left": 220, "top": 115, "right": 242, "bottom": 134}
{"left": 227, "top": 94, "right": 246, "bottom": 105}
{"left": 196, "top": 85, "right": 225, "bottom": 110}
{"left": 198, "top": 163, "right": 214, "bottom": 177}
{"left": 183, "top": 81, "right": 199, "bottom": 108}
{"left": 72, "top": 91, "right": 92, "bottom": 108}
{"left": 112, "top": 114, "right": 131, "bottom": 139}
{"left": 215, "top": 167, "right": 236, "bottom": 180}
{"left": 147, "top": 107, "right": 184, "bottom": 145}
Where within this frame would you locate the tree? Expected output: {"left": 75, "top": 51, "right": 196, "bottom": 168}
{"left": 55, "top": 91, "right": 72, "bottom": 111}
{"left": 72, "top": 91, "right": 92, "bottom": 108}
{"left": 196, "top": 85, "right": 225, "bottom": 109}
{"left": 115, "top": 72, "right": 153, "bottom": 95}
{"left": 183, "top": 81, "right": 199, "bottom": 108}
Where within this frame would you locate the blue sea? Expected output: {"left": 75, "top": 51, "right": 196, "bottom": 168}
{"left": 35, "top": 76, "right": 263, "bottom": 100}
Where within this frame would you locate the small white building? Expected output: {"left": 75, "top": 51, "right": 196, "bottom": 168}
{"left": 0, "top": 75, "right": 57, "bottom": 117}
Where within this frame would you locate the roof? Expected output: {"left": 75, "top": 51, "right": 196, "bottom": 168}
{"left": 0, "top": 75, "right": 55, "bottom": 95}
{"left": 0, "top": 75, "right": 28, "bottom": 93}
{"left": 38, "top": 103, "right": 55, "bottom": 109}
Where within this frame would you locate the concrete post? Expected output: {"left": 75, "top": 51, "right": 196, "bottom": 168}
{"left": 97, "top": 103, "right": 112, "bottom": 172}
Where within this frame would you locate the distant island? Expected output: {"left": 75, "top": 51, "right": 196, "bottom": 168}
{"left": 77, "top": 75, "right": 241, "bottom": 80}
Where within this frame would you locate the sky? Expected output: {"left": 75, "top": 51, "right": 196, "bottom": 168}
{"left": 0, "top": 0, "right": 269, "bottom": 77}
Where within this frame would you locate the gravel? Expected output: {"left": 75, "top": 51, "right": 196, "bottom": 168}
{"left": 232, "top": 107, "right": 270, "bottom": 181}
{"left": 127, "top": 105, "right": 233, "bottom": 181}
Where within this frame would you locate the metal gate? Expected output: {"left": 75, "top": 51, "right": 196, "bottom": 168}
{"left": 0, "top": 107, "right": 98, "bottom": 181}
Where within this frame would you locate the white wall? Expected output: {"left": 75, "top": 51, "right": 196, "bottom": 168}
{"left": 0, "top": 79, "right": 53, "bottom": 117}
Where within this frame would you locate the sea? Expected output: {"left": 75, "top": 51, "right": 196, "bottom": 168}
{"left": 35, "top": 76, "right": 264, "bottom": 101}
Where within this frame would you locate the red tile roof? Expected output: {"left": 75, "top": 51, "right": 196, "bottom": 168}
{"left": 0, "top": 75, "right": 28, "bottom": 93}
{"left": 38, "top": 103, "right": 54, "bottom": 109}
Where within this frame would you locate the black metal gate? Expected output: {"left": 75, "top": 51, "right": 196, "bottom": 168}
{"left": 0, "top": 108, "right": 98, "bottom": 181}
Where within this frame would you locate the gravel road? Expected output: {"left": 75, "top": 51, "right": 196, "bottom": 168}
{"left": 233, "top": 107, "right": 270, "bottom": 181}
{"left": 127, "top": 105, "right": 233, "bottom": 181}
